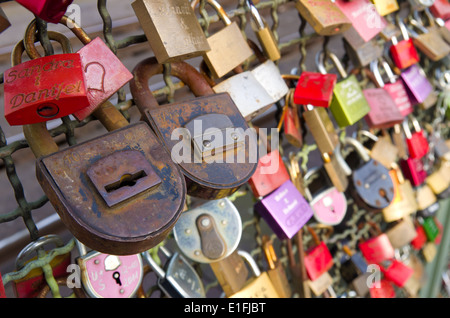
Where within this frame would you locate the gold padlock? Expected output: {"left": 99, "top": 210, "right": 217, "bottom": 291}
{"left": 386, "top": 217, "right": 417, "bottom": 249}
{"left": 132, "top": 0, "right": 211, "bottom": 63}
{"left": 191, "top": 0, "right": 253, "bottom": 79}
{"left": 371, "top": 0, "right": 399, "bottom": 16}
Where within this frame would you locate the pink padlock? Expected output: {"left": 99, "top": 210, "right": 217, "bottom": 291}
{"left": 15, "top": 0, "right": 73, "bottom": 23}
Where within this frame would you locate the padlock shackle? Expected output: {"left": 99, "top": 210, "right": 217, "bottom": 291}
{"left": 130, "top": 56, "right": 214, "bottom": 116}
{"left": 343, "top": 137, "right": 372, "bottom": 163}
{"left": 15, "top": 234, "right": 64, "bottom": 270}
{"left": 306, "top": 225, "right": 321, "bottom": 247}
{"left": 191, "top": 0, "right": 232, "bottom": 26}
{"left": 141, "top": 250, "right": 166, "bottom": 279}
{"left": 334, "top": 143, "right": 353, "bottom": 177}
{"left": 237, "top": 250, "right": 261, "bottom": 277}
{"left": 261, "top": 235, "right": 278, "bottom": 270}
{"left": 316, "top": 50, "right": 348, "bottom": 79}
{"left": 370, "top": 59, "right": 397, "bottom": 87}
{"left": 245, "top": 0, "right": 265, "bottom": 30}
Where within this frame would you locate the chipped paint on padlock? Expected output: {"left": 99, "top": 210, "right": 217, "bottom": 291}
{"left": 36, "top": 122, "right": 186, "bottom": 255}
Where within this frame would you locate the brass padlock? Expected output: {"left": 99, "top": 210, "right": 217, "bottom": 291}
{"left": 209, "top": 251, "right": 249, "bottom": 297}
{"left": 386, "top": 217, "right": 417, "bottom": 249}
{"left": 303, "top": 105, "right": 339, "bottom": 156}
{"left": 191, "top": 0, "right": 253, "bottom": 79}
{"left": 132, "top": 0, "right": 211, "bottom": 63}
{"left": 295, "top": 0, "right": 352, "bottom": 36}
{"left": 426, "top": 169, "right": 450, "bottom": 200}
{"left": 130, "top": 56, "right": 257, "bottom": 200}
{"left": 358, "top": 130, "right": 398, "bottom": 169}
{"left": 372, "top": 0, "right": 399, "bottom": 16}
{"left": 415, "top": 184, "right": 440, "bottom": 218}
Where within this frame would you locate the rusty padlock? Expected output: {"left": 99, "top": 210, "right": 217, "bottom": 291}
{"left": 130, "top": 56, "right": 257, "bottom": 200}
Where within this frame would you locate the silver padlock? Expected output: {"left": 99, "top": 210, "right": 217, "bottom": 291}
{"left": 173, "top": 198, "right": 242, "bottom": 263}
{"left": 141, "top": 246, "right": 206, "bottom": 298}
{"left": 212, "top": 59, "right": 289, "bottom": 120}
{"left": 76, "top": 240, "right": 143, "bottom": 298}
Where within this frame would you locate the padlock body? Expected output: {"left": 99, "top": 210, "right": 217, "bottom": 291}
{"left": 15, "top": 0, "right": 73, "bottom": 23}
{"left": 431, "top": 0, "right": 450, "bottom": 19}
{"left": 132, "top": 0, "right": 210, "bottom": 64}
{"left": 36, "top": 122, "right": 186, "bottom": 255}
{"left": 248, "top": 150, "right": 291, "bottom": 198}
{"left": 359, "top": 233, "right": 395, "bottom": 264}
{"left": 267, "top": 265, "right": 292, "bottom": 298}
{"left": 293, "top": 72, "right": 337, "bottom": 107}
{"left": 400, "top": 157, "right": 427, "bottom": 186}
{"left": 386, "top": 218, "right": 417, "bottom": 248}
{"left": 304, "top": 242, "right": 333, "bottom": 281}
{"left": 382, "top": 260, "right": 414, "bottom": 287}
{"left": 383, "top": 80, "right": 414, "bottom": 117}
{"left": 422, "top": 217, "right": 439, "bottom": 242}
{"left": 3, "top": 54, "right": 89, "bottom": 126}
{"left": 303, "top": 107, "right": 339, "bottom": 155}
{"left": 13, "top": 252, "right": 71, "bottom": 298}
{"left": 413, "top": 32, "right": 450, "bottom": 61}
{"left": 330, "top": 75, "right": 371, "bottom": 127}
{"left": 411, "top": 225, "right": 427, "bottom": 250}
{"left": 363, "top": 88, "right": 403, "bottom": 129}
{"left": 78, "top": 252, "right": 143, "bottom": 298}
{"left": 372, "top": 0, "right": 399, "bottom": 16}
{"left": 406, "top": 131, "right": 429, "bottom": 159}
{"left": 369, "top": 279, "right": 396, "bottom": 298}
{"left": 73, "top": 37, "right": 134, "bottom": 120}
{"left": 230, "top": 272, "right": 280, "bottom": 298}
{"left": 255, "top": 180, "right": 313, "bottom": 240}
{"left": 343, "top": 30, "right": 383, "bottom": 67}
{"left": 310, "top": 187, "right": 347, "bottom": 226}
{"left": 390, "top": 39, "right": 420, "bottom": 70}
{"left": 256, "top": 23, "right": 281, "bottom": 61}
{"left": 400, "top": 64, "right": 433, "bottom": 105}
{"left": 209, "top": 251, "right": 249, "bottom": 297}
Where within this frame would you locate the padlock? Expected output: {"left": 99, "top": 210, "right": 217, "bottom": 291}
{"left": 261, "top": 235, "right": 292, "bottom": 298}
{"left": 339, "top": 245, "right": 369, "bottom": 285}
{"left": 410, "top": 223, "right": 428, "bottom": 250}
{"left": 307, "top": 271, "right": 334, "bottom": 297}
{"left": 246, "top": 0, "right": 281, "bottom": 61}
{"left": 24, "top": 17, "right": 134, "bottom": 121}
{"left": 389, "top": 19, "right": 420, "bottom": 70}
{"left": 303, "top": 226, "right": 334, "bottom": 281}
{"left": 382, "top": 165, "right": 418, "bottom": 222}
{"left": 12, "top": 235, "right": 72, "bottom": 298}
{"left": 254, "top": 180, "right": 314, "bottom": 240}
{"left": 401, "top": 250, "right": 427, "bottom": 297}
{"left": 369, "top": 279, "right": 396, "bottom": 298}
{"left": 190, "top": 0, "right": 253, "bottom": 79}
{"left": 392, "top": 123, "right": 409, "bottom": 159}
{"left": 36, "top": 122, "right": 186, "bottom": 255}
{"left": 141, "top": 246, "right": 205, "bottom": 298}
{"left": 212, "top": 57, "right": 289, "bottom": 120}
{"left": 358, "top": 130, "right": 398, "bottom": 170}
{"left": 431, "top": 0, "right": 450, "bottom": 19}
{"left": 132, "top": 0, "right": 210, "bottom": 64}
{"left": 336, "top": 137, "right": 395, "bottom": 211}
{"left": 76, "top": 240, "right": 143, "bottom": 298}
{"left": 15, "top": 0, "right": 73, "bottom": 23}
{"left": 380, "top": 259, "right": 414, "bottom": 288}
{"left": 286, "top": 229, "right": 311, "bottom": 298}
{"left": 402, "top": 117, "right": 429, "bottom": 159}
{"left": 0, "top": 272, "right": 6, "bottom": 298}
{"left": 3, "top": 31, "right": 90, "bottom": 126}
{"left": 283, "top": 91, "right": 303, "bottom": 149}
{"left": 422, "top": 8, "right": 450, "bottom": 43}
{"left": 335, "top": 0, "right": 387, "bottom": 42}
{"left": 426, "top": 169, "right": 450, "bottom": 200}
{"left": 322, "top": 147, "right": 350, "bottom": 193}
{"left": 130, "top": 56, "right": 257, "bottom": 200}
{"left": 372, "top": 0, "right": 399, "bottom": 16}
{"left": 422, "top": 242, "right": 437, "bottom": 262}
{"left": 293, "top": 71, "right": 337, "bottom": 107}
{"left": 371, "top": 58, "right": 414, "bottom": 117}
{"left": 385, "top": 217, "right": 418, "bottom": 249}
{"left": 359, "top": 222, "right": 395, "bottom": 264}
{"left": 229, "top": 250, "right": 280, "bottom": 298}
{"left": 400, "top": 157, "right": 427, "bottom": 187}
{"left": 316, "top": 51, "right": 371, "bottom": 128}
{"left": 409, "top": 0, "right": 437, "bottom": 11}
{"left": 342, "top": 27, "right": 383, "bottom": 68}
{"left": 421, "top": 217, "right": 440, "bottom": 242}
{"left": 363, "top": 67, "right": 404, "bottom": 129}
{"left": 400, "top": 64, "right": 433, "bottom": 105}
{"left": 0, "top": 6, "right": 11, "bottom": 33}
{"left": 303, "top": 167, "right": 347, "bottom": 226}
{"left": 248, "top": 126, "right": 291, "bottom": 198}
{"left": 407, "top": 16, "right": 450, "bottom": 61}
{"left": 295, "top": 0, "right": 352, "bottom": 36}
{"left": 173, "top": 198, "right": 242, "bottom": 264}
{"left": 209, "top": 250, "right": 249, "bottom": 297}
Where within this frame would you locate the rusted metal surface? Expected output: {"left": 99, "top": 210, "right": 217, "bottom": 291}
{"left": 130, "top": 56, "right": 257, "bottom": 199}
{"left": 36, "top": 122, "right": 186, "bottom": 255}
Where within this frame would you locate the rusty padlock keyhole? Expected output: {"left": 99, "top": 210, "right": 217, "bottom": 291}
{"left": 104, "top": 171, "right": 148, "bottom": 193}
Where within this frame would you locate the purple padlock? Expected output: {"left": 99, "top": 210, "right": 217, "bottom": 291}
{"left": 400, "top": 65, "right": 433, "bottom": 105}
{"left": 254, "top": 180, "right": 313, "bottom": 239}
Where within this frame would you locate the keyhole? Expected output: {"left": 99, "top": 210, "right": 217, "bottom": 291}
{"left": 379, "top": 188, "right": 390, "bottom": 204}
{"left": 104, "top": 170, "right": 147, "bottom": 193}
{"left": 113, "top": 271, "right": 122, "bottom": 286}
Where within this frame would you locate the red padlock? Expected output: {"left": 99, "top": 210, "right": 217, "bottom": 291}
{"left": 248, "top": 126, "right": 290, "bottom": 197}
{"left": 411, "top": 224, "right": 427, "bottom": 250}
{"left": 293, "top": 71, "right": 337, "bottom": 107}
{"left": 381, "top": 259, "right": 414, "bottom": 288}
{"left": 0, "top": 271, "right": 6, "bottom": 298}
{"left": 389, "top": 20, "right": 420, "bottom": 70}
{"left": 400, "top": 157, "right": 427, "bottom": 187}
{"left": 3, "top": 33, "right": 89, "bottom": 126}
{"left": 24, "top": 17, "right": 134, "bottom": 121}
{"left": 403, "top": 117, "right": 429, "bottom": 160}
{"left": 359, "top": 222, "right": 395, "bottom": 264}
{"left": 303, "top": 227, "right": 334, "bottom": 281}
{"left": 15, "top": 0, "right": 73, "bottom": 23}
{"left": 431, "top": 0, "right": 450, "bottom": 20}
{"left": 369, "top": 279, "right": 396, "bottom": 298}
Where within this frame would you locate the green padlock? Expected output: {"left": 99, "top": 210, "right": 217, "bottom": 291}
{"left": 422, "top": 217, "right": 439, "bottom": 242}
{"left": 316, "top": 50, "right": 370, "bottom": 128}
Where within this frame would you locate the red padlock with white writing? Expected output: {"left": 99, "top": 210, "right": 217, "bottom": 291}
{"left": 359, "top": 222, "right": 395, "bottom": 265}
{"left": 24, "top": 17, "right": 134, "bottom": 121}
{"left": 303, "top": 226, "right": 334, "bottom": 281}
{"left": 15, "top": 0, "right": 73, "bottom": 23}
{"left": 3, "top": 29, "right": 89, "bottom": 126}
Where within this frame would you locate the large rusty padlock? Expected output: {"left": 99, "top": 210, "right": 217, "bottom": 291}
{"left": 22, "top": 28, "right": 186, "bottom": 256}
{"left": 130, "top": 56, "right": 257, "bottom": 200}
